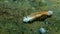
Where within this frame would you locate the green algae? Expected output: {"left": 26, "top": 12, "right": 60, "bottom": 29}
{"left": 0, "top": 0, "right": 60, "bottom": 34}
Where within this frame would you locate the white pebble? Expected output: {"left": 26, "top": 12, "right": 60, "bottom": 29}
{"left": 39, "top": 27, "right": 46, "bottom": 34}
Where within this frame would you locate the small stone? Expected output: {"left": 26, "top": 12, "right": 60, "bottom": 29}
{"left": 39, "top": 27, "right": 46, "bottom": 34}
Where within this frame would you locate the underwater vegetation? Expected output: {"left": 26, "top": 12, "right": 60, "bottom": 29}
{"left": 0, "top": 0, "right": 60, "bottom": 34}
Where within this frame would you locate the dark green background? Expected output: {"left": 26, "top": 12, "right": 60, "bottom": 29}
{"left": 0, "top": 0, "right": 60, "bottom": 34}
